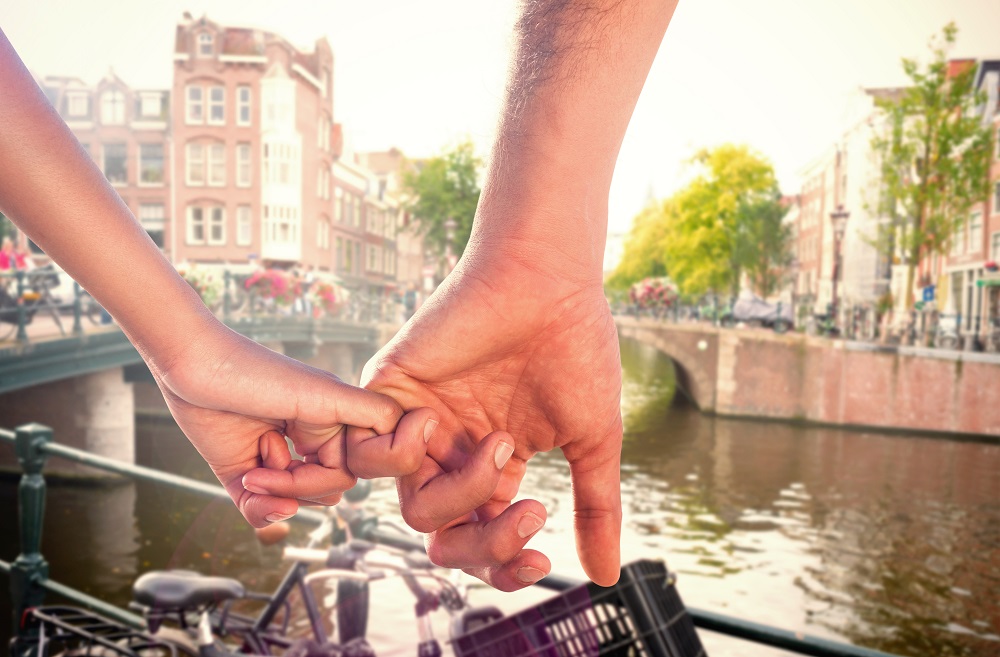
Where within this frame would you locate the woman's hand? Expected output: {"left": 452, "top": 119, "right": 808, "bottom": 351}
{"left": 150, "top": 324, "right": 437, "bottom": 527}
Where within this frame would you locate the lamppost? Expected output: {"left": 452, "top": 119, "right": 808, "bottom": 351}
{"left": 830, "top": 205, "right": 849, "bottom": 330}
{"left": 789, "top": 258, "right": 801, "bottom": 328}
{"left": 443, "top": 217, "right": 458, "bottom": 275}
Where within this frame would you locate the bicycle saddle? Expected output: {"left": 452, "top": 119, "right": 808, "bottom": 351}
{"left": 132, "top": 570, "right": 245, "bottom": 609}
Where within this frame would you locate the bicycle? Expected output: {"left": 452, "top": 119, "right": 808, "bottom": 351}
{"left": 130, "top": 481, "right": 501, "bottom": 657}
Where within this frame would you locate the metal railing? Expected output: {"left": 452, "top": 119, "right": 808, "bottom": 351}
{"left": 0, "top": 266, "right": 405, "bottom": 346}
{"left": 0, "top": 423, "right": 903, "bottom": 657}
{"left": 615, "top": 298, "right": 1000, "bottom": 353}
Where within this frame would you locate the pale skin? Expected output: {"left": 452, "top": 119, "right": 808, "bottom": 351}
{"left": 254, "top": 0, "right": 679, "bottom": 590}
{"left": 0, "top": 27, "right": 438, "bottom": 527}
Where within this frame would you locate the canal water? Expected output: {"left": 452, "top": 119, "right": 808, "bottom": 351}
{"left": 1, "top": 336, "right": 998, "bottom": 656}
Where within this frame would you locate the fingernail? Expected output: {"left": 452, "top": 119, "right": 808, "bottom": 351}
{"left": 244, "top": 482, "right": 268, "bottom": 495}
{"left": 494, "top": 441, "right": 514, "bottom": 469}
{"left": 516, "top": 566, "right": 546, "bottom": 585}
{"left": 517, "top": 512, "right": 545, "bottom": 538}
{"left": 423, "top": 419, "right": 438, "bottom": 443}
{"left": 265, "top": 512, "right": 294, "bottom": 523}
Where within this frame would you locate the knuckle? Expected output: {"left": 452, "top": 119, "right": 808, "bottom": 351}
{"left": 400, "top": 503, "right": 436, "bottom": 534}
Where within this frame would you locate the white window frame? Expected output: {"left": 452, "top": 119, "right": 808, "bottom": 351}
{"left": 991, "top": 231, "right": 1000, "bottom": 261}
{"left": 186, "top": 143, "right": 205, "bottom": 186}
{"left": 237, "top": 86, "right": 251, "bottom": 126}
{"left": 186, "top": 85, "right": 204, "bottom": 124}
{"left": 208, "top": 206, "right": 226, "bottom": 245}
{"left": 67, "top": 92, "right": 89, "bottom": 118}
{"left": 236, "top": 144, "right": 251, "bottom": 187}
{"left": 187, "top": 206, "right": 205, "bottom": 245}
{"left": 139, "top": 92, "right": 163, "bottom": 119}
{"left": 208, "top": 86, "right": 225, "bottom": 125}
{"left": 969, "top": 211, "right": 983, "bottom": 254}
{"left": 138, "top": 143, "right": 165, "bottom": 186}
{"left": 100, "top": 90, "right": 125, "bottom": 125}
{"left": 208, "top": 143, "right": 226, "bottom": 187}
{"left": 139, "top": 204, "right": 166, "bottom": 248}
{"left": 237, "top": 206, "right": 252, "bottom": 246}
{"left": 102, "top": 142, "right": 127, "bottom": 185}
{"left": 197, "top": 33, "right": 213, "bottom": 58}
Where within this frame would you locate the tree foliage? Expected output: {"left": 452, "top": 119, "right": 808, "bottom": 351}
{"left": 606, "top": 200, "right": 670, "bottom": 290}
{"left": 870, "top": 22, "right": 994, "bottom": 308}
{"left": 401, "top": 139, "right": 481, "bottom": 260}
{"left": 662, "top": 145, "right": 787, "bottom": 298}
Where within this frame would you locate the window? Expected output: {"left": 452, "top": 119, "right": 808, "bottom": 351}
{"left": 992, "top": 232, "right": 1000, "bottom": 261}
{"left": 197, "top": 33, "right": 213, "bottom": 57}
{"left": 952, "top": 224, "right": 965, "bottom": 256}
{"left": 209, "top": 207, "right": 225, "bottom": 245}
{"left": 67, "top": 92, "right": 89, "bottom": 118}
{"left": 336, "top": 237, "right": 343, "bottom": 269}
{"left": 187, "top": 206, "right": 205, "bottom": 244}
{"left": 139, "top": 143, "right": 164, "bottom": 185}
{"left": 186, "top": 143, "right": 204, "bottom": 185}
{"left": 368, "top": 245, "right": 378, "bottom": 272}
{"left": 100, "top": 90, "right": 125, "bottom": 124}
{"left": 237, "top": 86, "right": 251, "bottom": 125}
{"left": 102, "top": 143, "right": 127, "bottom": 184}
{"left": 209, "top": 86, "right": 225, "bottom": 124}
{"left": 969, "top": 211, "right": 983, "bottom": 254}
{"left": 209, "top": 144, "right": 225, "bottom": 186}
{"left": 139, "top": 204, "right": 166, "bottom": 248}
{"left": 139, "top": 92, "right": 163, "bottom": 119}
{"left": 355, "top": 242, "right": 361, "bottom": 273}
{"left": 344, "top": 239, "right": 353, "bottom": 272}
{"left": 994, "top": 181, "right": 1000, "bottom": 215}
{"left": 186, "top": 86, "right": 203, "bottom": 124}
{"left": 236, "top": 144, "right": 251, "bottom": 187}
{"left": 237, "top": 206, "right": 252, "bottom": 246}
{"left": 318, "top": 218, "right": 330, "bottom": 249}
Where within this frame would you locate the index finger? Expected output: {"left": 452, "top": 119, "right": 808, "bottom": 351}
{"left": 565, "top": 440, "right": 622, "bottom": 587}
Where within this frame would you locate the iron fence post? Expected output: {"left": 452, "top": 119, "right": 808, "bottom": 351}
{"left": 72, "top": 282, "right": 83, "bottom": 335}
{"left": 223, "top": 270, "right": 231, "bottom": 322}
{"left": 10, "top": 423, "right": 51, "bottom": 637}
{"left": 15, "top": 269, "right": 28, "bottom": 342}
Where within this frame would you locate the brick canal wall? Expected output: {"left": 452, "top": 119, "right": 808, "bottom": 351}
{"left": 615, "top": 317, "right": 1000, "bottom": 438}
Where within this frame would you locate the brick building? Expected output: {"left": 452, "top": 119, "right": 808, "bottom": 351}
{"left": 41, "top": 73, "right": 171, "bottom": 256}
{"left": 171, "top": 13, "right": 339, "bottom": 274}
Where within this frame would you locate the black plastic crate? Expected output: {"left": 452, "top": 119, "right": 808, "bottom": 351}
{"left": 453, "top": 560, "right": 706, "bottom": 657}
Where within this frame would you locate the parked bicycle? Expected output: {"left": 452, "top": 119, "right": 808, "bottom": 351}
{"left": 129, "top": 481, "right": 506, "bottom": 657}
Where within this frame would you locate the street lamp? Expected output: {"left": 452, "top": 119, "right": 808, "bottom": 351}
{"left": 789, "top": 258, "right": 801, "bottom": 327}
{"left": 443, "top": 217, "right": 458, "bottom": 275}
{"left": 830, "top": 205, "right": 849, "bottom": 329}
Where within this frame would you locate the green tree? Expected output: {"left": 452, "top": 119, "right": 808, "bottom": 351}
{"left": 606, "top": 200, "right": 670, "bottom": 290}
{"left": 401, "top": 139, "right": 481, "bottom": 260}
{"left": 870, "top": 23, "right": 993, "bottom": 309}
{"left": 739, "top": 191, "right": 792, "bottom": 298}
{"left": 663, "top": 144, "right": 784, "bottom": 298}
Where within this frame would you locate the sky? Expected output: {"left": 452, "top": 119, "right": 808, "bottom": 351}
{"left": 4, "top": 0, "right": 1000, "bottom": 235}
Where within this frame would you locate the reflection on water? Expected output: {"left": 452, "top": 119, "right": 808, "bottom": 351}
{"left": 2, "top": 336, "right": 999, "bottom": 656}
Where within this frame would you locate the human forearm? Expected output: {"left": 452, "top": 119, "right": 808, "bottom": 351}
{"left": 470, "top": 0, "right": 677, "bottom": 282}
{"left": 0, "top": 29, "right": 218, "bottom": 367}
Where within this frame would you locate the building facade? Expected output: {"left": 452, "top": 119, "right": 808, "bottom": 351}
{"left": 41, "top": 73, "right": 172, "bottom": 257}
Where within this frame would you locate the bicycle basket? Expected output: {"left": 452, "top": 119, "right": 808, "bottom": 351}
{"left": 452, "top": 560, "right": 706, "bottom": 657}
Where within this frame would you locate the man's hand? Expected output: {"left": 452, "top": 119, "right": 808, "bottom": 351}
{"left": 359, "top": 249, "right": 623, "bottom": 590}
{"left": 151, "top": 325, "right": 437, "bottom": 527}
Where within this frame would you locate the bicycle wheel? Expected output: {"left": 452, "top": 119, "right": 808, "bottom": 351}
{"left": 936, "top": 335, "right": 958, "bottom": 350}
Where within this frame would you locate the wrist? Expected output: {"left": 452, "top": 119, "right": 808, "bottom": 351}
{"left": 466, "top": 161, "right": 609, "bottom": 288}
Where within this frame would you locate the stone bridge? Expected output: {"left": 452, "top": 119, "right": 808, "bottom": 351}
{"left": 615, "top": 316, "right": 1000, "bottom": 438}
{"left": 0, "top": 316, "right": 401, "bottom": 476}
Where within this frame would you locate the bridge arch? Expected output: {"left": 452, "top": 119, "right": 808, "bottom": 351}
{"left": 616, "top": 319, "right": 718, "bottom": 412}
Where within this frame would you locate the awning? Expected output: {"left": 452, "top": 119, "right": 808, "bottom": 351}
{"left": 976, "top": 271, "right": 1000, "bottom": 287}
